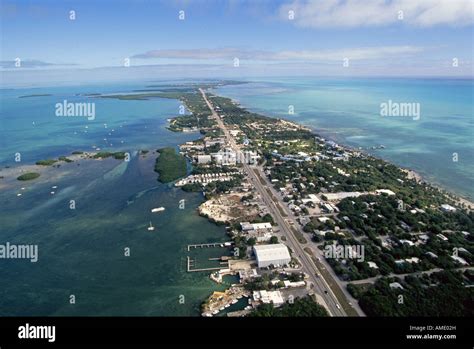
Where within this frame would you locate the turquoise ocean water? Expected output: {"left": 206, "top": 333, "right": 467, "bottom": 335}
{"left": 0, "top": 78, "right": 472, "bottom": 316}
{"left": 0, "top": 83, "right": 234, "bottom": 316}
{"left": 215, "top": 77, "right": 474, "bottom": 200}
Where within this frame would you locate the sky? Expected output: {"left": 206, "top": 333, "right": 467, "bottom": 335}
{"left": 1, "top": 0, "right": 473, "bottom": 86}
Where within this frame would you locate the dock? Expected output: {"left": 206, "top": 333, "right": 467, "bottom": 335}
{"left": 187, "top": 241, "right": 233, "bottom": 252}
{"left": 187, "top": 256, "right": 226, "bottom": 272}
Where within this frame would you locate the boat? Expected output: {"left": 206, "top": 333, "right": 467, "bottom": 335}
{"left": 231, "top": 299, "right": 238, "bottom": 304}
{"left": 151, "top": 207, "right": 165, "bottom": 213}
{"left": 147, "top": 221, "right": 155, "bottom": 231}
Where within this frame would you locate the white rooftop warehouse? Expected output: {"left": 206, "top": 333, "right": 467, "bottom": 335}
{"left": 240, "top": 222, "right": 272, "bottom": 231}
{"left": 253, "top": 244, "right": 291, "bottom": 268}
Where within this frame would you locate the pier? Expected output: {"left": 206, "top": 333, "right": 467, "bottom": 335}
{"left": 187, "top": 256, "right": 226, "bottom": 272}
{"left": 187, "top": 241, "right": 233, "bottom": 252}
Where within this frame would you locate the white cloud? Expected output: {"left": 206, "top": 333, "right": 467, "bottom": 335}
{"left": 133, "top": 46, "right": 423, "bottom": 61}
{"left": 279, "top": 0, "right": 474, "bottom": 28}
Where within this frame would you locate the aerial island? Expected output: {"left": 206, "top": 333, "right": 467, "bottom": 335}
{"left": 5, "top": 81, "right": 473, "bottom": 317}
{"left": 99, "top": 82, "right": 472, "bottom": 317}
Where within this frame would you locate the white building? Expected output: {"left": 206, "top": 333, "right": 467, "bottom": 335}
{"left": 197, "top": 155, "right": 212, "bottom": 164}
{"left": 283, "top": 280, "right": 306, "bottom": 288}
{"left": 253, "top": 244, "right": 291, "bottom": 268}
{"left": 252, "top": 290, "right": 284, "bottom": 306}
{"left": 399, "top": 239, "right": 415, "bottom": 247}
{"left": 405, "top": 257, "right": 420, "bottom": 264}
{"left": 389, "top": 282, "right": 404, "bottom": 290}
{"left": 367, "top": 261, "right": 379, "bottom": 269}
{"left": 240, "top": 222, "right": 272, "bottom": 231}
{"left": 324, "top": 192, "right": 364, "bottom": 201}
{"left": 451, "top": 255, "right": 468, "bottom": 266}
{"left": 440, "top": 204, "right": 456, "bottom": 213}
{"left": 302, "top": 194, "right": 321, "bottom": 205}
{"left": 437, "top": 233, "right": 449, "bottom": 241}
{"left": 251, "top": 222, "right": 272, "bottom": 230}
{"left": 205, "top": 138, "right": 224, "bottom": 148}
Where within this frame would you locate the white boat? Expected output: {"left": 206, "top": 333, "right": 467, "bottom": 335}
{"left": 231, "top": 299, "right": 238, "bottom": 304}
{"left": 151, "top": 207, "right": 165, "bottom": 213}
{"left": 147, "top": 221, "right": 155, "bottom": 231}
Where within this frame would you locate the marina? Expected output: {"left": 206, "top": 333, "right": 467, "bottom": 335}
{"left": 187, "top": 241, "right": 233, "bottom": 252}
{"left": 186, "top": 256, "right": 229, "bottom": 273}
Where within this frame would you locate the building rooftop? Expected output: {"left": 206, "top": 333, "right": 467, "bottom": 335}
{"left": 253, "top": 244, "right": 291, "bottom": 263}
{"left": 253, "top": 290, "right": 284, "bottom": 305}
{"left": 241, "top": 222, "right": 272, "bottom": 231}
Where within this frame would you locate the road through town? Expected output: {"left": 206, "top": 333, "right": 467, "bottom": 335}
{"left": 199, "top": 88, "right": 364, "bottom": 317}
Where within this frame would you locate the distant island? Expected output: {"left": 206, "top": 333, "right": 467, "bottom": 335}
{"left": 17, "top": 172, "right": 40, "bottom": 181}
{"left": 18, "top": 94, "right": 52, "bottom": 98}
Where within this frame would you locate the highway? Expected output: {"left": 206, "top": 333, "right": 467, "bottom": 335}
{"left": 199, "top": 88, "right": 361, "bottom": 317}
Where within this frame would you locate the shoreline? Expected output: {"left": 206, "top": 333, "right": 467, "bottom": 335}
{"left": 306, "top": 127, "right": 474, "bottom": 210}
{"left": 308, "top": 126, "right": 474, "bottom": 205}
{"left": 212, "top": 90, "right": 473, "bottom": 209}
{"left": 2, "top": 82, "right": 472, "bottom": 318}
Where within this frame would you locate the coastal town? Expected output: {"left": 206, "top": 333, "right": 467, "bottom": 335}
{"left": 1, "top": 0, "right": 472, "bottom": 344}
{"left": 4, "top": 81, "right": 472, "bottom": 318}
{"left": 166, "top": 84, "right": 473, "bottom": 317}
